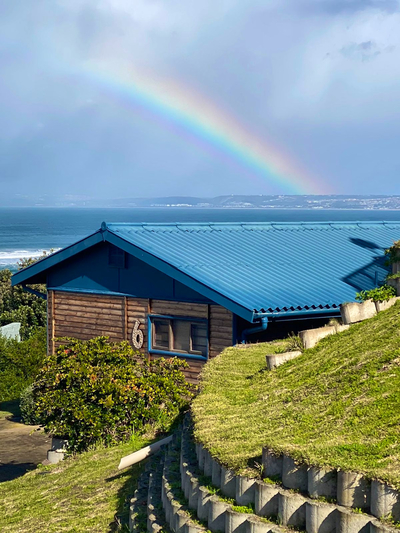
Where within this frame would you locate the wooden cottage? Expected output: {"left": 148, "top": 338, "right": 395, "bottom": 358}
{"left": 12, "top": 221, "right": 400, "bottom": 382}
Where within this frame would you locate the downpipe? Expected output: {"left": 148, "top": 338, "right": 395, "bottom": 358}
{"left": 241, "top": 316, "right": 268, "bottom": 343}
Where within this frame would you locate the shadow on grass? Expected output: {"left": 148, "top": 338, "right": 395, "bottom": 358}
{"left": 245, "top": 368, "right": 269, "bottom": 380}
{"left": 0, "top": 398, "right": 21, "bottom": 420}
{"left": 0, "top": 461, "right": 37, "bottom": 483}
{"left": 105, "top": 459, "right": 147, "bottom": 532}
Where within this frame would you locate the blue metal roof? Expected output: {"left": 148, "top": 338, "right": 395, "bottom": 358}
{"left": 12, "top": 221, "right": 400, "bottom": 322}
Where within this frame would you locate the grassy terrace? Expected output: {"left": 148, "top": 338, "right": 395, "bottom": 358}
{"left": 192, "top": 302, "right": 400, "bottom": 488}
{"left": 0, "top": 435, "right": 149, "bottom": 532}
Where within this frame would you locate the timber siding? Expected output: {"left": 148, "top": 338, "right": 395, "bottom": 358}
{"left": 49, "top": 291, "right": 233, "bottom": 383}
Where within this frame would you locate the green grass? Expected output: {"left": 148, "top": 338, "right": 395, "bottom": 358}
{"left": 192, "top": 302, "right": 400, "bottom": 488}
{"left": 0, "top": 435, "right": 150, "bottom": 532}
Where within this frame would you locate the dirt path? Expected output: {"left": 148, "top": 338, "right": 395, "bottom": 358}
{"left": 0, "top": 418, "right": 51, "bottom": 482}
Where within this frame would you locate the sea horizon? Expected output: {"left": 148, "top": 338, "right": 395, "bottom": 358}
{"left": 1, "top": 206, "right": 400, "bottom": 272}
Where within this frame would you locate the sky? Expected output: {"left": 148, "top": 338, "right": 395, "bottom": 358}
{"left": 1, "top": 0, "right": 400, "bottom": 200}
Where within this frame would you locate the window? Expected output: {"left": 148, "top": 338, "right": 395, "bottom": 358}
{"left": 108, "top": 245, "right": 126, "bottom": 268}
{"left": 153, "top": 319, "right": 170, "bottom": 350}
{"left": 150, "top": 316, "right": 208, "bottom": 359}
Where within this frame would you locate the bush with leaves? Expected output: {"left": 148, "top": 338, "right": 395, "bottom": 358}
{"left": 32, "top": 336, "right": 193, "bottom": 451}
{"left": 20, "top": 385, "right": 43, "bottom": 425}
{"left": 0, "top": 327, "right": 47, "bottom": 403}
{"left": 356, "top": 285, "right": 397, "bottom": 302}
{"left": 385, "top": 240, "right": 400, "bottom": 266}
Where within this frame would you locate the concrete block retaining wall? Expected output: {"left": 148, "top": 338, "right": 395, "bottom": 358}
{"left": 265, "top": 298, "right": 400, "bottom": 371}
{"left": 299, "top": 325, "right": 350, "bottom": 350}
{"left": 191, "top": 438, "right": 396, "bottom": 533}
{"left": 340, "top": 301, "right": 377, "bottom": 325}
{"left": 266, "top": 351, "right": 302, "bottom": 370}
{"left": 190, "top": 421, "right": 399, "bottom": 532}
{"left": 262, "top": 447, "right": 400, "bottom": 523}
{"left": 129, "top": 417, "right": 400, "bottom": 532}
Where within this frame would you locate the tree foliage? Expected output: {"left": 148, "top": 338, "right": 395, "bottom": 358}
{"left": 0, "top": 252, "right": 50, "bottom": 340}
{"left": 385, "top": 239, "right": 400, "bottom": 266}
{"left": 0, "top": 328, "right": 47, "bottom": 403}
{"left": 32, "top": 336, "right": 193, "bottom": 451}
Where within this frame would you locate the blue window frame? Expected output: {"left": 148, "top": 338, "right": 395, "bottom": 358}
{"left": 148, "top": 314, "right": 208, "bottom": 361}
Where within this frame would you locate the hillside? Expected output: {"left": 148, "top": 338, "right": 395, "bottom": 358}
{"left": 0, "top": 435, "right": 149, "bottom": 532}
{"left": 192, "top": 302, "right": 400, "bottom": 488}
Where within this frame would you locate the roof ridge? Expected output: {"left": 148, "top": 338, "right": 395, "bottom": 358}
{"left": 105, "top": 220, "right": 400, "bottom": 228}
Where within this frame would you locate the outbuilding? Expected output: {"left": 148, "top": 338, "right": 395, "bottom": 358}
{"left": 12, "top": 221, "right": 400, "bottom": 382}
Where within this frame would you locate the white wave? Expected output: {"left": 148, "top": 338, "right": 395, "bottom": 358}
{"left": 0, "top": 249, "right": 60, "bottom": 266}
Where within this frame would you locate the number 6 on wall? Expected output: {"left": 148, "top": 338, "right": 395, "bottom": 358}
{"left": 132, "top": 320, "right": 144, "bottom": 349}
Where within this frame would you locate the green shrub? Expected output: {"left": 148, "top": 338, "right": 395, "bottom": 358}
{"left": 32, "top": 336, "right": 193, "bottom": 451}
{"left": 355, "top": 285, "right": 397, "bottom": 302}
{"left": 20, "top": 385, "right": 43, "bottom": 425}
{"left": 385, "top": 240, "right": 400, "bottom": 266}
{"left": 0, "top": 328, "right": 47, "bottom": 403}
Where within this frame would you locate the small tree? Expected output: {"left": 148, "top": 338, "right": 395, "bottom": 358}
{"left": 32, "top": 336, "right": 193, "bottom": 451}
{"left": 0, "top": 251, "right": 51, "bottom": 339}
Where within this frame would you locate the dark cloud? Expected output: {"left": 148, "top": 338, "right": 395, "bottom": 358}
{"left": 304, "top": 0, "right": 400, "bottom": 15}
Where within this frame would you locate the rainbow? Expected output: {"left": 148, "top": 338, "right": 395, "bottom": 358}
{"left": 82, "top": 63, "right": 331, "bottom": 195}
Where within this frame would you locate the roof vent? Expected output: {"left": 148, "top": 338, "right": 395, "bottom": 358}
{"left": 108, "top": 245, "right": 126, "bottom": 269}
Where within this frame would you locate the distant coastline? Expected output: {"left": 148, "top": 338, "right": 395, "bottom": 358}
{"left": 2, "top": 194, "right": 400, "bottom": 210}
{"left": 1, "top": 205, "right": 400, "bottom": 273}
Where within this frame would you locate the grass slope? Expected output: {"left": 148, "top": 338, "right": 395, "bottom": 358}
{"left": 192, "top": 303, "right": 400, "bottom": 488}
{"left": 0, "top": 436, "right": 149, "bottom": 532}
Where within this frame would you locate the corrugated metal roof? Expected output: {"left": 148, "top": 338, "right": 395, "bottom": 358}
{"left": 106, "top": 221, "right": 400, "bottom": 316}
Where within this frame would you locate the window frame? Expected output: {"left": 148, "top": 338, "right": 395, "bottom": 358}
{"left": 148, "top": 314, "right": 209, "bottom": 361}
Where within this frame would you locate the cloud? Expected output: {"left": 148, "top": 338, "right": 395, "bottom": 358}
{"left": 1, "top": 0, "right": 400, "bottom": 197}
{"left": 301, "top": 0, "right": 400, "bottom": 15}
{"left": 339, "top": 40, "right": 395, "bottom": 61}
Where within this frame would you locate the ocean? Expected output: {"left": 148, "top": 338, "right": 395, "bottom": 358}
{"left": 1, "top": 207, "right": 400, "bottom": 272}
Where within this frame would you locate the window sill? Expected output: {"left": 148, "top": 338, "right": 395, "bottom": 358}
{"left": 149, "top": 349, "right": 208, "bottom": 361}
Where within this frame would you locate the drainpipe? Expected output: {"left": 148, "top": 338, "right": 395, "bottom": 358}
{"left": 241, "top": 316, "right": 269, "bottom": 343}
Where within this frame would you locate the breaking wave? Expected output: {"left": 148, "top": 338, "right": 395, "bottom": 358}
{"left": 0, "top": 249, "right": 59, "bottom": 267}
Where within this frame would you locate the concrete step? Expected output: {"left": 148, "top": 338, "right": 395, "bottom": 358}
{"left": 162, "top": 428, "right": 208, "bottom": 532}
{"left": 130, "top": 465, "right": 151, "bottom": 532}
{"left": 181, "top": 415, "right": 282, "bottom": 533}
{"left": 147, "top": 451, "right": 171, "bottom": 533}
{"left": 129, "top": 449, "right": 171, "bottom": 533}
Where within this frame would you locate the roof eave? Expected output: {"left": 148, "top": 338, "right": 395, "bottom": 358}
{"left": 11, "top": 230, "right": 104, "bottom": 287}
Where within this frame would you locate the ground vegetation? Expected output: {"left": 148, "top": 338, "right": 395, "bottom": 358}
{"left": 0, "top": 328, "right": 47, "bottom": 403}
{"left": 0, "top": 434, "right": 150, "bottom": 532}
{"left": 32, "top": 336, "right": 193, "bottom": 451}
{"left": 192, "top": 302, "right": 400, "bottom": 488}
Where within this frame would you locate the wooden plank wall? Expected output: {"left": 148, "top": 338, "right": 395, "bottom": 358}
{"left": 49, "top": 291, "right": 233, "bottom": 383}
{"left": 126, "top": 297, "right": 148, "bottom": 355}
{"left": 47, "top": 289, "right": 54, "bottom": 355}
{"left": 209, "top": 305, "right": 233, "bottom": 359}
{"left": 53, "top": 292, "right": 124, "bottom": 341}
